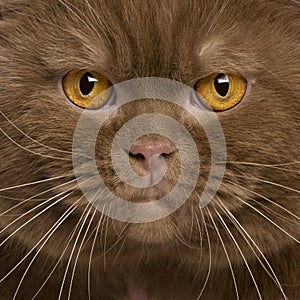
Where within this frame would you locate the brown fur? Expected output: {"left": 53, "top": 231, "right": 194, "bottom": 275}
{"left": 0, "top": 0, "right": 299, "bottom": 299}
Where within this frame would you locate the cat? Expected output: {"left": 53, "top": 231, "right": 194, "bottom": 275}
{"left": 0, "top": 0, "right": 299, "bottom": 299}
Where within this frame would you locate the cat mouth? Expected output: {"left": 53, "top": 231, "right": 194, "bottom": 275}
{"left": 128, "top": 185, "right": 171, "bottom": 203}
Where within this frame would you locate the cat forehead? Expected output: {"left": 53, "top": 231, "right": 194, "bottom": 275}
{"left": 1, "top": 0, "right": 295, "bottom": 43}
{"left": 1, "top": 0, "right": 297, "bottom": 81}
{"left": 1, "top": 0, "right": 296, "bottom": 27}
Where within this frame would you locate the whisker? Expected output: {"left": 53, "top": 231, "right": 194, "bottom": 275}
{"left": 0, "top": 195, "right": 82, "bottom": 285}
{"left": 224, "top": 160, "right": 300, "bottom": 173}
{"left": 82, "top": 0, "right": 114, "bottom": 48}
{"left": 11, "top": 204, "right": 79, "bottom": 299}
{"left": 0, "top": 175, "right": 69, "bottom": 192}
{"left": 88, "top": 210, "right": 105, "bottom": 300}
{"left": 58, "top": 0, "right": 93, "bottom": 32}
{"left": 0, "top": 178, "right": 77, "bottom": 217}
{"left": 206, "top": 0, "right": 230, "bottom": 37}
{"left": 1, "top": 128, "right": 70, "bottom": 161}
{"left": 206, "top": 208, "right": 239, "bottom": 300}
{"left": 193, "top": 212, "right": 204, "bottom": 270}
{"left": 173, "top": 223, "right": 201, "bottom": 250}
{"left": 30, "top": 197, "right": 88, "bottom": 300}
{"left": 234, "top": 195, "right": 300, "bottom": 244}
{"left": 216, "top": 199, "right": 288, "bottom": 299}
{"left": 112, "top": 235, "right": 127, "bottom": 266}
{"left": 215, "top": 211, "right": 263, "bottom": 300}
{"left": 68, "top": 206, "right": 97, "bottom": 300}
{"left": 226, "top": 180, "right": 300, "bottom": 223}
{"left": 0, "top": 191, "right": 75, "bottom": 247}
{"left": 1, "top": 111, "right": 72, "bottom": 155}
{"left": 102, "top": 205, "right": 111, "bottom": 272}
{"left": 98, "top": 220, "right": 130, "bottom": 260}
{"left": 233, "top": 174, "right": 300, "bottom": 194}
{"left": 218, "top": 48, "right": 295, "bottom": 91}
{"left": 196, "top": 208, "right": 212, "bottom": 300}
{"left": 188, "top": 206, "right": 194, "bottom": 243}
{"left": 58, "top": 203, "right": 92, "bottom": 300}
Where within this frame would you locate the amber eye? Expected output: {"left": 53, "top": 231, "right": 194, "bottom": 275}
{"left": 62, "top": 69, "right": 112, "bottom": 109}
{"left": 194, "top": 73, "right": 247, "bottom": 111}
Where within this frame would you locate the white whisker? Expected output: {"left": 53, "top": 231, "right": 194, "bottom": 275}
{"left": 0, "top": 175, "right": 69, "bottom": 192}
{"left": 12, "top": 205, "right": 78, "bottom": 299}
{"left": 224, "top": 160, "right": 300, "bottom": 173}
{"left": 58, "top": 0, "right": 93, "bottom": 33}
{"left": 193, "top": 212, "right": 204, "bottom": 270}
{"left": 0, "top": 195, "right": 82, "bottom": 285}
{"left": 101, "top": 205, "right": 112, "bottom": 272}
{"left": 216, "top": 211, "right": 263, "bottom": 300}
{"left": 196, "top": 208, "right": 212, "bottom": 300}
{"left": 98, "top": 220, "right": 129, "bottom": 260}
{"left": 233, "top": 174, "right": 300, "bottom": 194}
{"left": 88, "top": 211, "right": 105, "bottom": 300}
{"left": 58, "top": 203, "right": 92, "bottom": 300}
{"left": 206, "top": 0, "right": 230, "bottom": 37}
{"left": 227, "top": 180, "right": 300, "bottom": 222}
{"left": 0, "top": 191, "right": 74, "bottom": 247}
{"left": 216, "top": 199, "right": 288, "bottom": 299}
{"left": 218, "top": 48, "right": 295, "bottom": 91}
{"left": 30, "top": 197, "right": 87, "bottom": 300}
{"left": 235, "top": 196, "right": 300, "bottom": 244}
{"left": 82, "top": 0, "right": 114, "bottom": 50}
{"left": 1, "top": 111, "right": 72, "bottom": 155}
{"left": 206, "top": 208, "right": 239, "bottom": 300}
{"left": 173, "top": 223, "right": 201, "bottom": 250}
{"left": 67, "top": 207, "right": 97, "bottom": 300}
{"left": 1, "top": 128, "right": 70, "bottom": 161}
{"left": 112, "top": 235, "right": 127, "bottom": 266}
{"left": 0, "top": 178, "right": 77, "bottom": 217}
{"left": 188, "top": 206, "right": 195, "bottom": 242}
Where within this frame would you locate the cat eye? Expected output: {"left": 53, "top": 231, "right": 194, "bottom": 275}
{"left": 194, "top": 73, "right": 247, "bottom": 111}
{"left": 62, "top": 69, "right": 113, "bottom": 109}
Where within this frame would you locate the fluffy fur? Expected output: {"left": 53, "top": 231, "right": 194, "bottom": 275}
{"left": 0, "top": 0, "right": 299, "bottom": 299}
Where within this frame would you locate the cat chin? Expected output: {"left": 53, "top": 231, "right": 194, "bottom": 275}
{"left": 124, "top": 220, "right": 176, "bottom": 245}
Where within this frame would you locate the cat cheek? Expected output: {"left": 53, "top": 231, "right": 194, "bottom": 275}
{"left": 105, "top": 105, "right": 125, "bottom": 122}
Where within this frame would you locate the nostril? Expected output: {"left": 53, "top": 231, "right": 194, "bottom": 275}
{"left": 130, "top": 144, "right": 174, "bottom": 159}
{"left": 129, "top": 152, "right": 145, "bottom": 160}
{"left": 160, "top": 152, "right": 170, "bottom": 157}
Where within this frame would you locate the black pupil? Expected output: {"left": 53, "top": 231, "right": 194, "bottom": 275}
{"left": 80, "top": 72, "right": 95, "bottom": 96}
{"left": 214, "top": 73, "right": 229, "bottom": 97}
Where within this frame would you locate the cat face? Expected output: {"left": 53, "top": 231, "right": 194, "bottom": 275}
{"left": 0, "top": 0, "right": 299, "bottom": 284}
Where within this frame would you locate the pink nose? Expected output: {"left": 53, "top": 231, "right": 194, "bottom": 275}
{"left": 130, "top": 142, "right": 176, "bottom": 171}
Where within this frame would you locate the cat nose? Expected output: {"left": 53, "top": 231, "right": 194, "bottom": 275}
{"left": 130, "top": 140, "right": 177, "bottom": 171}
